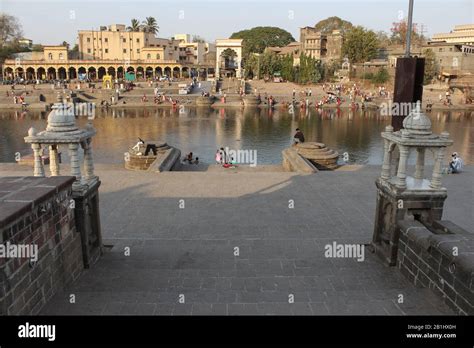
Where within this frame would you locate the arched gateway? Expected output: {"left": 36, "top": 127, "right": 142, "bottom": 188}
{"left": 215, "top": 39, "right": 243, "bottom": 79}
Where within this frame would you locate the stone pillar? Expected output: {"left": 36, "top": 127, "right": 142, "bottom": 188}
{"left": 414, "top": 147, "right": 425, "bottom": 179}
{"left": 68, "top": 143, "right": 82, "bottom": 182}
{"left": 49, "top": 144, "right": 60, "bottom": 176}
{"left": 430, "top": 148, "right": 445, "bottom": 189}
{"left": 381, "top": 139, "right": 391, "bottom": 180}
{"left": 31, "top": 143, "right": 45, "bottom": 177}
{"left": 396, "top": 145, "right": 409, "bottom": 189}
{"left": 82, "top": 138, "right": 95, "bottom": 180}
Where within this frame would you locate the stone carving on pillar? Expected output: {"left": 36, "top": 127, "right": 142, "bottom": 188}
{"left": 24, "top": 93, "right": 103, "bottom": 268}
{"left": 372, "top": 102, "right": 453, "bottom": 266}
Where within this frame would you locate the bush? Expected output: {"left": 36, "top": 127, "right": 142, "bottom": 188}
{"left": 372, "top": 68, "right": 389, "bottom": 84}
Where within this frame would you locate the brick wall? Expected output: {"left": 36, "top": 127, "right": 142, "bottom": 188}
{"left": 0, "top": 176, "right": 84, "bottom": 315}
{"left": 397, "top": 219, "right": 474, "bottom": 315}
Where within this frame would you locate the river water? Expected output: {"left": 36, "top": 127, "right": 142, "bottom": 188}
{"left": 0, "top": 107, "right": 471, "bottom": 165}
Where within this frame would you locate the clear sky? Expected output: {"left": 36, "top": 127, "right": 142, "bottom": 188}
{"left": 1, "top": 0, "right": 472, "bottom": 45}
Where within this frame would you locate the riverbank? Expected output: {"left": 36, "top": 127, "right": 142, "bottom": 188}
{"left": 0, "top": 80, "right": 472, "bottom": 111}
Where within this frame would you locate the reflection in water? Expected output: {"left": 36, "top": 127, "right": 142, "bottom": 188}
{"left": 0, "top": 107, "right": 471, "bottom": 165}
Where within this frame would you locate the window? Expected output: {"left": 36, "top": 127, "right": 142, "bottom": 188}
{"left": 87, "top": 38, "right": 90, "bottom": 43}
{"left": 439, "top": 48, "right": 443, "bottom": 52}
{"left": 59, "top": 53, "right": 63, "bottom": 60}
{"left": 87, "top": 49, "right": 91, "bottom": 53}
{"left": 105, "top": 49, "right": 108, "bottom": 53}
{"left": 156, "top": 54, "right": 160, "bottom": 59}
{"left": 449, "top": 48, "right": 453, "bottom": 51}
{"left": 104, "top": 38, "right": 108, "bottom": 43}
{"left": 48, "top": 53, "right": 53, "bottom": 60}
{"left": 174, "top": 46, "right": 177, "bottom": 50}
{"left": 137, "top": 49, "right": 140, "bottom": 53}
{"left": 123, "top": 38, "right": 126, "bottom": 43}
{"left": 136, "top": 38, "right": 140, "bottom": 43}
{"left": 123, "top": 49, "right": 127, "bottom": 53}
{"left": 147, "top": 54, "right": 151, "bottom": 59}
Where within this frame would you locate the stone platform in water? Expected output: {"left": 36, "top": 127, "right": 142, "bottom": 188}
{"left": 124, "top": 142, "right": 181, "bottom": 172}
{"left": 294, "top": 142, "right": 339, "bottom": 170}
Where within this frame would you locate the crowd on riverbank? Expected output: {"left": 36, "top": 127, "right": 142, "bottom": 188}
{"left": 0, "top": 78, "right": 472, "bottom": 111}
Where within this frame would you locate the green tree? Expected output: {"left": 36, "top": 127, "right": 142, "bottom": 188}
{"left": 230, "top": 26, "right": 295, "bottom": 58}
{"left": 192, "top": 35, "right": 206, "bottom": 43}
{"left": 314, "top": 16, "right": 353, "bottom": 34}
{"left": 422, "top": 48, "right": 438, "bottom": 85}
{"left": 142, "top": 17, "right": 159, "bottom": 34}
{"left": 127, "top": 18, "right": 141, "bottom": 32}
{"left": 342, "top": 26, "right": 379, "bottom": 63}
{"left": 372, "top": 68, "right": 390, "bottom": 84}
{"left": 31, "top": 44, "right": 43, "bottom": 52}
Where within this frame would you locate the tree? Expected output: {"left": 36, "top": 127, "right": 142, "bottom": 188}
{"left": 61, "top": 41, "right": 69, "bottom": 49}
{"left": 31, "top": 44, "right": 43, "bottom": 52}
{"left": 372, "top": 68, "right": 390, "bottom": 84}
{"left": 0, "top": 13, "right": 22, "bottom": 47}
{"left": 422, "top": 48, "right": 438, "bottom": 85}
{"left": 142, "top": 17, "right": 159, "bottom": 34}
{"left": 342, "top": 26, "right": 379, "bottom": 63}
{"left": 314, "top": 16, "right": 353, "bottom": 34}
{"left": 376, "top": 31, "right": 391, "bottom": 48}
{"left": 230, "top": 26, "right": 295, "bottom": 58}
{"left": 192, "top": 35, "right": 206, "bottom": 43}
{"left": 390, "top": 20, "right": 424, "bottom": 46}
{"left": 127, "top": 19, "right": 141, "bottom": 32}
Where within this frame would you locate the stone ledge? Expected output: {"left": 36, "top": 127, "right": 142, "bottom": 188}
{"left": 0, "top": 176, "right": 75, "bottom": 229}
{"left": 398, "top": 219, "right": 474, "bottom": 315}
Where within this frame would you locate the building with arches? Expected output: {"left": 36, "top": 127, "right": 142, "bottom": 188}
{"left": 2, "top": 24, "right": 213, "bottom": 81}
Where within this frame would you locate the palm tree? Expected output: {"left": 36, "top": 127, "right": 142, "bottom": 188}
{"left": 142, "top": 17, "right": 159, "bottom": 35}
{"left": 127, "top": 19, "right": 141, "bottom": 32}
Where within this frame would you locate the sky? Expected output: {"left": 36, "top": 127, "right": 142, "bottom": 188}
{"left": 1, "top": 0, "right": 472, "bottom": 46}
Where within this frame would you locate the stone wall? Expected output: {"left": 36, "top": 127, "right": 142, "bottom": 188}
{"left": 397, "top": 219, "right": 474, "bottom": 315}
{"left": 0, "top": 176, "right": 84, "bottom": 315}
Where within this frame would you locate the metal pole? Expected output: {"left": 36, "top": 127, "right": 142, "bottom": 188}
{"left": 405, "top": 0, "right": 414, "bottom": 57}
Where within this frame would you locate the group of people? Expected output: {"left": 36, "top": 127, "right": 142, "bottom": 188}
{"left": 183, "top": 152, "right": 199, "bottom": 165}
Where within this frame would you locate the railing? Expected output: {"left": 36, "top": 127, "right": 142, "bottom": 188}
{"left": 3, "top": 59, "right": 180, "bottom": 65}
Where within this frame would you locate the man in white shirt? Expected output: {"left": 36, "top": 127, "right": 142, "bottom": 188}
{"left": 449, "top": 152, "right": 463, "bottom": 173}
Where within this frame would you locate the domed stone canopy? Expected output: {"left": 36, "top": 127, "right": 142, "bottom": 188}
{"left": 46, "top": 95, "right": 78, "bottom": 133}
{"left": 402, "top": 102, "right": 432, "bottom": 136}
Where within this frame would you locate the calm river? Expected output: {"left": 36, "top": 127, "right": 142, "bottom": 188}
{"left": 0, "top": 107, "right": 471, "bottom": 165}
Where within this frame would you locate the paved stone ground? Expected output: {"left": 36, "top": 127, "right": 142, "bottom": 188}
{"left": 1, "top": 164, "right": 472, "bottom": 315}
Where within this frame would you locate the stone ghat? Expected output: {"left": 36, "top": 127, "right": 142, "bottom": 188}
{"left": 294, "top": 142, "right": 339, "bottom": 170}
{"left": 124, "top": 142, "right": 181, "bottom": 172}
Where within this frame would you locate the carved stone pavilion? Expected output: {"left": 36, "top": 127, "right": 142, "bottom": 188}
{"left": 24, "top": 94, "right": 103, "bottom": 267}
{"left": 372, "top": 102, "right": 453, "bottom": 265}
